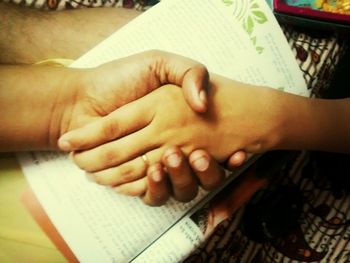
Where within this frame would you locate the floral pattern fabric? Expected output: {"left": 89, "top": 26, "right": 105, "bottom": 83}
{"left": 186, "top": 151, "right": 350, "bottom": 262}
{"left": 4, "top": 0, "right": 159, "bottom": 10}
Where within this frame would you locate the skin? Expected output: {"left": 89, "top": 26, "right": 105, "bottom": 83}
{"left": 0, "top": 49, "right": 236, "bottom": 204}
{"left": 0, "top": 2, "right": 246, "bottom": 206}
{"left": 61, "top": 74, "right": 350, "bottom": 199}
{"left": 0, "top": 50, "right": 211, "bottom": 150}
{"left": 0, "top": 3, "right": 141, "bottom": 64}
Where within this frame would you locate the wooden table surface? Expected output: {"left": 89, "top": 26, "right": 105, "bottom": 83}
{"left": 0, "top": 153, "right": 66, "bottom": 262}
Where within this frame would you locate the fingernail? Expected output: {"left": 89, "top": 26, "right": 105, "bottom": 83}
{"left": 148, "top": 165, "right": 163, "bottom": 182}
{"left": 58, "top": 139, "right": 71, "bottom": 151}
{"left": 151, "top": 169, "right": 162, "bottom": 183}
{"left": 193, "top": 156, "right": 209, "bottom": 172}
{"left": 167, "top": 153, "right": 181, "bottom": 168}
{"left": 199, "top": 90, "right": 207, "bottom": 106}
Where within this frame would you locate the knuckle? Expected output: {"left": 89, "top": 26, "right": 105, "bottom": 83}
{"left": 101, "top": 148, "right": 119, "bottom": 167}
{"left": 103, "top": 120, "right": 119, "bottom": 141}
{"left": 118, "top": 164, "right": 140, "bottom": 183}
{"left": 146, "top": 50, "right": 163, "bottom": 70}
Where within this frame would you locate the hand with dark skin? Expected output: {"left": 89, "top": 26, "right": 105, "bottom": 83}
{"left": 1, "top": 50, "right": 247, "bottom": 205}
{"left": 0, "top": 3, "right": 246, "bottom": 206}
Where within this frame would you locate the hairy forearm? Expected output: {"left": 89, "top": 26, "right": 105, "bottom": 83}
{"left": 0, "top": 65, "right": 75, "bottom": 151}
{"left": 0, "top": 3, "right": 140, "bottom": 64}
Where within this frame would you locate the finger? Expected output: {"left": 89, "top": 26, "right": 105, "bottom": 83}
{"left": 91, "top": 148, "right": 164, "bottom": 186}
{"left": 151, "top": 50, "right": 209, "bottom": 113}
{"left": 162, "top": 146, "right": 198, "bottom": 202}
{"left": 58, "top": 97, "right": 153, "bottom": 152}
{"left": 181, "top": 64, "right": 209, "bottom": 113}
{"left": 142, "top": 163, "right": 171, "bottom": 206}
{"left": 226, "top": 150, "right": 247, "bottom": 170}
{"left": 113, "top": 177, "right": 147, "bottom": 197}
{"left": 71, "top": 127, "right": 157, "bottom": 172}
{"left": 92, "top": 156, "right": 148, "bottom": 187}
{"left": 189, "top": 149, "right": 226, "bottom": 191}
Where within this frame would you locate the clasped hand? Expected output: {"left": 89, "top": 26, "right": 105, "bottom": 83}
{"left": 59, "top": 51, "right": 249, "bottom": 205}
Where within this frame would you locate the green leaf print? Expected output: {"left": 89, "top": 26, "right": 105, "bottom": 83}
{"left": 251, "top": 2, "right": 259, "bottom": 9}
{"left": 245, "top": 16, "right": 254, "bottom": 35}
{"left": 251, "top": 36, "right": 257, "bottom": 45}
{"left": 222, "top": 0, "right": 269, "bottom": 54}
{"left": 222, "top": 0, "right": 233, "bottom": 5}
{"left": 256, "top": 46, "right": 264, "bottom": 54}
{"left": 252, "top": 10, "right": 267, "bottom": 24}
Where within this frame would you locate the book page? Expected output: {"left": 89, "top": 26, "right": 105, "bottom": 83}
{"left": 133, "top": 217, "right": 204, "bottom": 262}
{"left": 19, "top": 152, "right": 207, "bottom": 262}
{"left": 19, "top": 0, "right": 309, "bottom": 262}
{"left": 72, "top": 0, "right": 307, "bottom": 95}
{"left": 133, "top": 158, "right": 265, "bottom": 262}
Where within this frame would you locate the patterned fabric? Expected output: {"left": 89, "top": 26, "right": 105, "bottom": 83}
{"left": 4, "top": 0, "right": 159, "bottom": 10}
{"left": 11, "top": 1, "right": 350, "bottom": 261}
{"left": 282, "top": 25, "right": 347, "bottom": 98}
{"left": 184, "top": 27, "right": 350, "bottom": 263}
{"left": 186, "top": 151, "right": 350, "bottom": 262}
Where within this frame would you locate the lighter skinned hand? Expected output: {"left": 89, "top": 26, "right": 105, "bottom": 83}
{"left": 61, "top": 75, "right": 281, "bottom": 201}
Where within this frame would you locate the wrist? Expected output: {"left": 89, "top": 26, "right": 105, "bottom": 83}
{"left": 243, "top": 87, "right": 289, "bottom": 153}
{"left": 0, "top": 65, "right": 79, "bottom": 151}
{"left": 268, "top": 92, "right": 314, "bottom": 151}
{"left": 210, "top": 75, "right": 288, "bottom": 154}
{"left": 48, "top": 68, "right": 83, "bottom": 150}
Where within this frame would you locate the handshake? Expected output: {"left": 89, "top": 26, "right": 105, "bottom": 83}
{"left": 56, "top": 50, "right": 254, "bottom": 206}
{"left": 6, "top": 50, "right": 344, "bottom": 207}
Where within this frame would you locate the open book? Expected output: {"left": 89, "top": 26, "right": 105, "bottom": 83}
{"left": 18, "top": 0, "right": 309, "bottom": 262}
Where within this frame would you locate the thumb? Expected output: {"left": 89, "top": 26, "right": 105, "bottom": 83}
{"left": 150, "top": 50, "right": 210, "bottom": 113}
{"left": 182, "top": 64, "right": 209, "bottom": 113}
